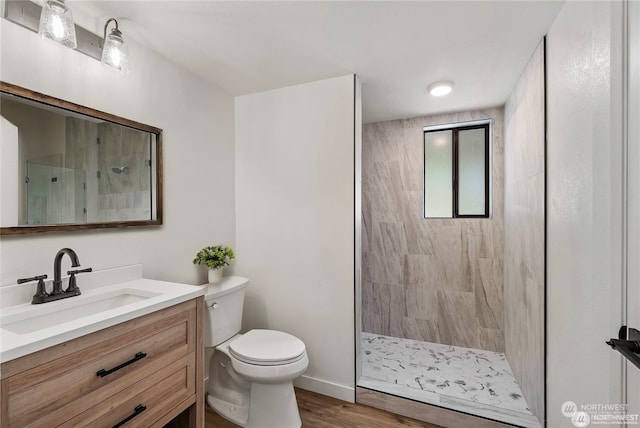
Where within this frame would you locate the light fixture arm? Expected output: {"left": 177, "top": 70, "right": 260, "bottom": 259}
{"left": 4, "top": 3, "right": 129, "bottom": 69}
{"left": 103, "top": 18, "right": 120, "bottom": 42}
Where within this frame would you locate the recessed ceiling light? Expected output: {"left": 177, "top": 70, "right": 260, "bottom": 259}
{"left": 428, "top": 81, "right": 455, "bottom": 97}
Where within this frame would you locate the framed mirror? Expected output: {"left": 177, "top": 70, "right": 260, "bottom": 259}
{"left": 0, "top": 82, "right": 163, "bottom": 235}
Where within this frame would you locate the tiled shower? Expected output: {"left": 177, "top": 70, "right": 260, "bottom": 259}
{"left": 358, "top": 42, "right": 545, "bottom": 428}
{"left": 2, "top": 97, "right": 152, "bottom": 226}
{"left": 361, "top": 108, "right": 505, "bottom": 352}
{"left": 67, "top": 119, "right": 153, "bottom": 223}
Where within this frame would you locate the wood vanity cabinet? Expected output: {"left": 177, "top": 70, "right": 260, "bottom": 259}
{"left": 0, "top": 297, "right": 204, "bottom": 428}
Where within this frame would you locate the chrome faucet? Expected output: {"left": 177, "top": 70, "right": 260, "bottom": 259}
{"left": 52, "top": 248, "right": 80, "bottom": 295}
{"left": 17, "top": 248, "right": 92, "bottom": 304}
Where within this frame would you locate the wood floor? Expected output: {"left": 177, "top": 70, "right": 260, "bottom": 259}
{"left": 205, "top": 388, "right": 441, "bottom": 428}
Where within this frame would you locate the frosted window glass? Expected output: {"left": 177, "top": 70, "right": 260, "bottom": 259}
{"left": 424, "top": 130, "right": 452, "bottom": 217}
{"left": 457, "top": 128, "right": 486, "bottom": 215}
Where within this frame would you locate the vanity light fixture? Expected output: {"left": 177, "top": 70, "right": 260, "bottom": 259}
{"left": 101, "top": 18, "right": 129, "bottom": 73}
{"left": 37, "top": 0, "right": 77, "bottom": 48}
{"left": 428, "top": 81, "right": 455, "bottom": 97}
{"left": 4, "top": 2, "right": 132, "bottom": 72}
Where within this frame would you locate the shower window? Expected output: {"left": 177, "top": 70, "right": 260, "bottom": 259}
{"left": 423, "top": 121, "right": 490, "bottom": 218}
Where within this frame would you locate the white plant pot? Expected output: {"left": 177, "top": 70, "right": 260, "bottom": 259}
{"left": 208, "top": 268, "right": 223, "bottom": 283}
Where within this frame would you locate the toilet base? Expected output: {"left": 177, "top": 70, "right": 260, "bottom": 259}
{"left": 207, "top": 394, "right": 249, "bottom": 426}
{"left": 207, "top": 344, "right": 304, "bottom": 428}
{"left": 208, "top": 381, "right": 302, "bottom": 428}
{"left": 246, "top": 382, "right": 301, "bottom": 428}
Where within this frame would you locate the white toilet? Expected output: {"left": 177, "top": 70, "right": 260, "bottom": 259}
{"left": 204, "top": 276, "right": 309, "bottom": 428}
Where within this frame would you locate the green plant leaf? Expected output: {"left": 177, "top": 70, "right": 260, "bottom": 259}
{"left": 193, "top": 245, "right": 235, "bottom": 269}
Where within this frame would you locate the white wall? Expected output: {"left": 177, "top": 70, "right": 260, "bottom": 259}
{"left": 235, "top": 75, "right": 357, "bottom": 402}
{"left": 547, "top": 1, "right": 625, "bottom": 426}
{"left": 0, "top": 117, "right": 19, "bottom": 226}
{"left": 627, "top": 0, "right": 640, "bottom": 414}
{"left": 0, "top": 17, "right": 235, "bottom": 286}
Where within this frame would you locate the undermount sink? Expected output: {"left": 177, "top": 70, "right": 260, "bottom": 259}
{"left": 1, "top": 288, "right": 160, "bottom": 335}
{"left": 0, "top": 267, "right": 207, "bottom": 363}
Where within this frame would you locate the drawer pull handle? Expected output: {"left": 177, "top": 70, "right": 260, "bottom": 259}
{"left": 96, "top": 352, "right": 147, "bottom": 378}
{"left": 112, "top": 404, "right": 146, "bottom": 428}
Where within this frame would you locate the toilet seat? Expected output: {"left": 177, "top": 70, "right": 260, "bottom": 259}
{"left": 229, "top": 329, "right": 306, "bottom": 366}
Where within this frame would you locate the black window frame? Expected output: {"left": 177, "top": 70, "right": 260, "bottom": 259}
{"left": 423, "top": 122, "right": 490, "bottom": 219}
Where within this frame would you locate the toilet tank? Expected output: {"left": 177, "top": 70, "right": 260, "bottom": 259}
{"left": 204, "top": 276, "right": 249, "bottom": 347}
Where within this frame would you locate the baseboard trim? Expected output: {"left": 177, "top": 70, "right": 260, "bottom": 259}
{"left": 294, "top": 375, "right": 355, "bottom": 403}
{"left": 206, "top": 374, "right": 355, "bottom": 404}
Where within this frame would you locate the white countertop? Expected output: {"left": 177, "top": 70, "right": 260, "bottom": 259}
{"left": 0, "top": 266, "right": 206, "bottom": 363}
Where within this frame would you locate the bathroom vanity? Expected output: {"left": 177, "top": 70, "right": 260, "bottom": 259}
{"left": 0, "top": 265, "right": 205, "bottom": 428}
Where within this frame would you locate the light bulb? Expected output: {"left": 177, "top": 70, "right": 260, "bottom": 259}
{"left": 38, "top": 0, "right": 77, "bottom": 49}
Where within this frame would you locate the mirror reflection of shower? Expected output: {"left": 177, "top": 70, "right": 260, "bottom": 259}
{"left": 111, "top": 166, "right": 130, "bottom": 175}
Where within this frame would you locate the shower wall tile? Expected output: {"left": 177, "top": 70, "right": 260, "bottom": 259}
{"left": 362, "top": 280, "right": 390, "bottom": 334}
{"left": 133, "top": 191, "right": 150, "bottom": 209}
{"left": 389, "top": 284, "right": 407, "bottom": 337}
{"left": 401, "top": 317, "right": 440, "bottom": 343}
{"left": 400, "top": 128, "right": 423, "bottom": 191}
{"left": 362, "top": 185, "right": 372, "bottom": 252}
{"left": 365, "top": 120, "right": 404, "bottom": 165}
{"left": 363, "top": 107, "right": 505, "bottom": 351}
{"left": 436, "top": 290, "right": 478, "bottom": 348}
{"left": 475, "top": 258, "right": 503, "bottom": 330}
{"left": 65, "top": 117, "right": 99, "bottom": 222}
{"left": 404, "top": 255, "right": 434, "bottom": 287}
{"left": 369, "top": 250, "right": 403, "bottom": 285}
{"left": 122, "top": 128, "right": 151, "bottom": 155}
{"left": 478, "top": 327, "right": 505, "bottom": 353}
{"left": 404, "top": 251, "right": 464, "bottom": 292}
{"left": 98, "top": 123, "right": 122, "bottom": 160}
{"left": 65, "top": 117, "right": 95, "bottom": 170}
{"left": 503, "top": 40, "right": 545, "bottom": 422}
{"left": 461, "top": 226, "right": 478, "bottom": 291}
{"left": 96, "top": 122, "right": 152, "bottom": 221}
{"left": 401, "top": 190, "right": 424, "bottom": 223}
{"left": 374, "top": 222, "right": 408, "bottom": 256}
{"left": 369, "top": 161, "right": 404, "bottom": 224}
{"left": 98, "top": 194, "right": 111, "bottom": 210}
{"left": 405, "top": 285, "right": 438, "bottom": 321}
{"left": 362, "top": 251, "right": 373, "bottom": 285}
{"left": 403, "top": 217, "right": 435, "bottom": 255}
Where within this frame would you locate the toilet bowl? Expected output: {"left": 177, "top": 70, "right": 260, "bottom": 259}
{"left": 204, "top": 277, "right": 308, "bottom": 428}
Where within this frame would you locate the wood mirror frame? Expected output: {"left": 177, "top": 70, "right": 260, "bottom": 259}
{"left": 0, "top": 82, "right": 163, "bottom": 235}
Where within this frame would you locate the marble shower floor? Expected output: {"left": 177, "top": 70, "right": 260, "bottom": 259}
{"left": 358, "top": 333, "right": 541, "bottom": 428}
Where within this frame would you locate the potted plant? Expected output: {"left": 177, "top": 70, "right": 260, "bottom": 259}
{"left": 193, "top": 245, "right": 235, "bottom": 283}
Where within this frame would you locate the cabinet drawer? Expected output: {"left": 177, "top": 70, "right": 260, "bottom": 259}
{"left": 59, "top": 353, "right": 195, "bottom": 428}
{"left": 4, "top": 300, "right": 196, "bottom": 428}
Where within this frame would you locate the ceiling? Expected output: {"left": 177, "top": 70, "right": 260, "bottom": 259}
{"left": 74, "top": 1, "right": 565, "bottom": 123}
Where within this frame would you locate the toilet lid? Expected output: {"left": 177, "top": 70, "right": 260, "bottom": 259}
{"left": 229, "top": 329, "right": 306, "bottom": 366}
